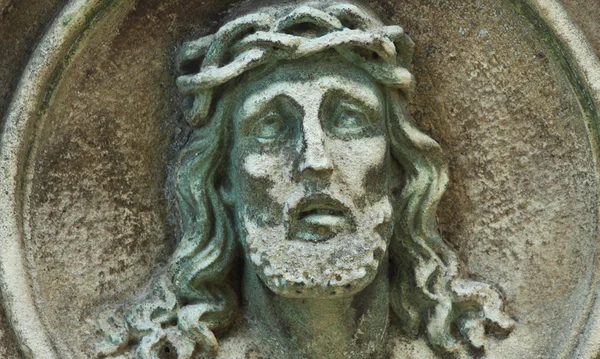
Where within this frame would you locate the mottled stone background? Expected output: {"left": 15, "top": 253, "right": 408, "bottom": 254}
{"left": 1, "top": 0, "right": 600, "bottom": 358}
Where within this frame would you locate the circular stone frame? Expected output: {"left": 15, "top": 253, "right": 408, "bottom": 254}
{"left": 1, "top": 0, "right": 600, "bottom": 358}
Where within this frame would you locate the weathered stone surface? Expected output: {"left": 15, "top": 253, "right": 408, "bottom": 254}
{"left": 0, "top": 302, "right": 22, "bottom": 359}
{"left": 560, "top": 0, "right": 600, "bottom": 58}
{"left": 1, "top": 2, "right": 66, "bottom": 358}
{"left": 392, "top": 1, "right": 597, "bottom": 357}
{"left": 22, "top": 1, "right": 240, "bottom": 355}
{"left": 1, "top": 0, "right": 600, "bottom": 358}
{"left": 0, "top": 0, "right": 65, "bottom": 129}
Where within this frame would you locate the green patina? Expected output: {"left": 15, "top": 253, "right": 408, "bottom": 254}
{"left": 96, "top": 3, "right": 514, "bottom": 359}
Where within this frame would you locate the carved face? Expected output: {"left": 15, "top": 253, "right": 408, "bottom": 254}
{"left": 229, "top": 57, "right": 393, "bottom": 298}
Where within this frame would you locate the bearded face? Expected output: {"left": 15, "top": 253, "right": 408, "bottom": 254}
{"left": 228, "top": 57, "right": 394, "bottom": 298}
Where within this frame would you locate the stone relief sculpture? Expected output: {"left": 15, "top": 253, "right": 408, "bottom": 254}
{"left": 96, "top": 2, "right": 514, "bottom": 358}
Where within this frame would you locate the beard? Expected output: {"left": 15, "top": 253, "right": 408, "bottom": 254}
{"left": 238, "top": 195, "right": 393, "bottom": 298}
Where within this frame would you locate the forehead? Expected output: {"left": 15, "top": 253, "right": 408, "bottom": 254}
{"left": 233, "top": 57, "right": 384, "bottom": 118}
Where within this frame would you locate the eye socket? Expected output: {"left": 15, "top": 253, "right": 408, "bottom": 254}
{"left": 331, "top": 102, "right": 371, "bottom": 134}
{"left": 250, "top": 112, "right": 289, "bottom": 143}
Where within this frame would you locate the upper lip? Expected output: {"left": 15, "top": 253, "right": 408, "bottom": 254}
{"left": 295, "top": 195, "right": 350, "bottom": 221}
{"left": 293, "top": 194, "right": 350, "bottom": 220}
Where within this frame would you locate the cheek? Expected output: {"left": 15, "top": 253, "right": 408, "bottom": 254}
{"left": 329, "top": 137, "right": 388, "bottom": 197}
{"left": 238, "top": 151, "right": 300, "bottom": 206}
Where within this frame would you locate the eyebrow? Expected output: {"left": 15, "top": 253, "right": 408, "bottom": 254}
{"left": 321, "top": 87, "right": 382, "bottom": 114}
{"left": 237, "top": 84, "right": 295, "bottom": 124}
{"left": 317, "top": 74, "right": 382, "bottom": 109}
{"left": 236, "top": 76, "right": 382, "bottom": 123}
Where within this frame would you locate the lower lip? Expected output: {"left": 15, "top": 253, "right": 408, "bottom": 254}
{"left": 302, "top": 214, "right": 348, "bottom": 227}
{"left": 293, "top": 214, "right": 350, "bottom": 242}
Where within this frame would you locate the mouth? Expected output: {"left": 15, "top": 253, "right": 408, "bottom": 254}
{"left": 289, "top": 194, "right": 354, "bottom": 242}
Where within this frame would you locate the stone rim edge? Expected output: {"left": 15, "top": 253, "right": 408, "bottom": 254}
{"left": 0, "top": 1, "right": 109, "bottom": 358}
{"left": 0, "top": 0, "right": 599, "bottom": 358}
{"left": 521, "top": 2, "right": 600, "bottom": 358}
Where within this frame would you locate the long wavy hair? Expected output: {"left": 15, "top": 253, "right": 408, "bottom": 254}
{"left": 96, "top": 3, "right": 514, "bottom": 358}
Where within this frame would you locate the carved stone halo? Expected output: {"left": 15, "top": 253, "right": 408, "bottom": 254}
{"left": 1, "top": 0, "right": 600, "bottom": 358}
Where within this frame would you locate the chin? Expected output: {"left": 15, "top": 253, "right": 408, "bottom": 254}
{"left": 259, "top": 263, "right": 383, "bottom": 299}
{"left": 242, "top": 221, "right": 391, "bottom": 299}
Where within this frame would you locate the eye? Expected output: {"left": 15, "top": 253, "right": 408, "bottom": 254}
{"left": 332, "top": 103, "right": 371, "bottom": 134}
{"left": 250, "top": 113, "right": 289, "bottom": 143}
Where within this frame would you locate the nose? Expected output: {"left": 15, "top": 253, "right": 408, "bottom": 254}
{"left": 299, "top": 118, "right": 334, "bottom": 177}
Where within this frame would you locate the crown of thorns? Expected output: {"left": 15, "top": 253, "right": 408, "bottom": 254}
{"left": 176, "top": 3, "right": 415, "bottom": 128}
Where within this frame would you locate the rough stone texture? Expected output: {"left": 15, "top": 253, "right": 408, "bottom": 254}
{"left": 1, "top": 0, "right": 600, "bottom": 358}
{"left": 0, "top": 301, "right": 22, "bottom": 359}
{"left": 391, "top": 1, "right": 597, "bottom": 357}
{"left": 560, "top": 0, "right": 600, "bottom": 59}
{"left": 23, "top": 1, "right": 243, "bottom": 356}
{"left": 0, "top": 1, "right": 66, "bottom": 358}
{"left": 0, "top": 0, "right": 65, "bottom": 132}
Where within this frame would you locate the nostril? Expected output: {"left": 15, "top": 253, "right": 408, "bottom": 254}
{"left": 299, "top": 151, "right": 333, "bottom": 173}
{"left": 300, "top": 157, "right": 333, "bottom": 172}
